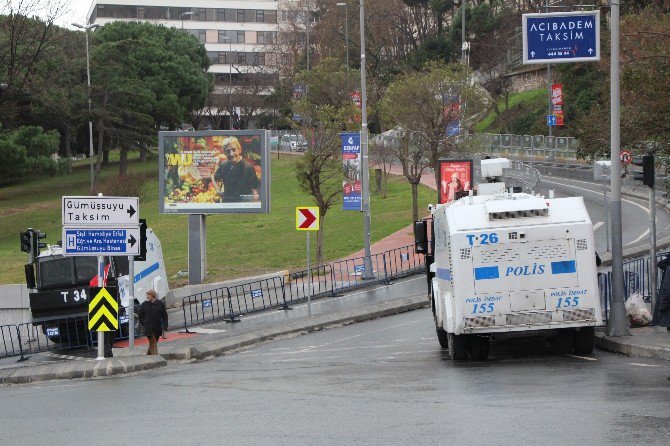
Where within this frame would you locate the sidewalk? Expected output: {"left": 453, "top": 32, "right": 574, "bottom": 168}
{"left": 2, "top": 166, "right": 670, "bottom": 384}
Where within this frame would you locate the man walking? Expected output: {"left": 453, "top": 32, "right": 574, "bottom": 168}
{"left": 138, "top": 289, "right": 168, "bottom": 355}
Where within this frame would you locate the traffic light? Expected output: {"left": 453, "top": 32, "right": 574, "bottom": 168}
{"left": 632, "top": 155, "right": 654, "bottom": 188}
{"left": 20, "top": 230, "right": 32, "bottom": 253}
{"left": 31, "top": 230, "right": 47, "bottom": 258}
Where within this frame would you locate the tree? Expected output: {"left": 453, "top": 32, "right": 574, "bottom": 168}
{"left": 380, "top": 61, "right": 490, "bottom": 221}
{"left": 90, "top": 22, "right": 212, "bottom": 176}
{"left": 0, "top": 0, "right": 69, "bottom": 129}
{"left": 292, "top": 58, "right": 360, "bottom": 266}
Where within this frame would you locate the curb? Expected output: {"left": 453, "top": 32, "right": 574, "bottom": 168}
{"left": 0, "top": 355, "right": 166, "bottom": 385}
{"left": 595, "top": 333, "right": 670, "bottom": 361}
{"left": 161, "top": 295, "right": 430, "bottom": 361}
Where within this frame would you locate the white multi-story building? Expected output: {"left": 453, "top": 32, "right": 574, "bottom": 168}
{"left": 87, "top": 1, "right": 281, "bottom": 128}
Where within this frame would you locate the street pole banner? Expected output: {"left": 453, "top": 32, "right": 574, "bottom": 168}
{"left": 552, "top": 83, "right": 564, "bottom": 126}
{"left": 523, "top": 11, "right": 600, "bottom": 64}
{"left": 341, "top": 132, "right": 362, "bottom": 211}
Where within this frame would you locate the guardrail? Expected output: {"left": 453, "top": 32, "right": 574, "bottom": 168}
{"left": 179, "top": 244, "right": 426, "bottom": 331}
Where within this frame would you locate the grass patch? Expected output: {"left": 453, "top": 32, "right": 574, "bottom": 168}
{"left": 1, "top": 152, "right": 433, "bottom": 285}
{"left": 475, "top": 88, "right": 546, "bottom": 133}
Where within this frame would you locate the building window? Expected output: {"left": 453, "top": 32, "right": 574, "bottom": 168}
{"left": 256, "top": 11, "right": 264, "bottom": 23}
{"left": 252, "top": 53, "right": 265, "bottom": 66}
{"left": 265, "top": 10, "right": 277, "bottom": 24}
{"left": 237, "top": 10, "right": 245, "bottom": 22}
{"left": 196, "top": 8, "right": 206, "bottom": 21}
{"left": 190, "top": 29, "right": 206, "bottom": 43}
{"left": 257, "top": 31, "right": 276, "bottom": 45}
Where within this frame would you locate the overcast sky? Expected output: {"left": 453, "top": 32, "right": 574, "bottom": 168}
{"left": 58, "top": 0, "right": 93, "bottom": 27}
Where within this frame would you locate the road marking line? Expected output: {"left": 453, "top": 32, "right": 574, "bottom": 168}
{"left": 628, "top": 363, "right": 660, "bottom": 367}
{"left": 593, "top": 221, "right": 604, "bottom": 231}
{"left": 187, "top": 327, "right": 226, "bottom": 334}
{"left": 565, "top": 354, "right": 598, "bottom": 361}
{"left": 542, "top": 178, "right": 650, "bottom": 214}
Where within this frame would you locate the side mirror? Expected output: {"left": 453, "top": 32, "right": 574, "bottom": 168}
{"left": 414, "top": 220, "right": 428, "bottom": 254}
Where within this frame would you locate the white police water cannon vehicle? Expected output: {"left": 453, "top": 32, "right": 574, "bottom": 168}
{"left": 414, "top": 158, "right": 602, "bottom": 360}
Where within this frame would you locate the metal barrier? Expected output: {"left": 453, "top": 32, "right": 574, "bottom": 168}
{"left": 383, "top": 245, "right": 425, "bottom": 280}
{"left": 1, "top": 315, "right": 92, "bottom": 361}
{"left": 178, "top": 244, "right": 429, "bottom": 331}
{"left": 284, "top": 265, "right": 335, "bottom": 303}
{"left": 331, "top": 252, "right": 389, "bottom": 294}
{"left": 228, "top": 276, "right": 287, "bottom": 317}
{"left": 181, "top": 286, "right": 234, "bottom": 330}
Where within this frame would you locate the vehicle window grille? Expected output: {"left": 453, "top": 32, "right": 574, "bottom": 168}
{"left": 477, "top": 247, "right": 520, "bottom": 264}
{"left": 509, "top": 232, "right": 518, "bottom": 240}
{"left": 576, "top": 239, "right": 588, "bottom": 250}
{"left": 527, "top": 242, "right": 568, "bottom": 260}
{"left": 460, "top": 248, "right": 471, "bottom": 259}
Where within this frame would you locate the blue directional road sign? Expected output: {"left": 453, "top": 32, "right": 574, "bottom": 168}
{"left": 523, "top": 11, "right": 600, "bottom": 64}
{"left": 62, "top": 227, "right": 141, "bottom": 256}
{"left": 547, "top": 115, "right": 557, "bottom": 126}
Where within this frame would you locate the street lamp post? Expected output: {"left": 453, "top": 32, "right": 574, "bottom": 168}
{"left": 181, "top": 11, "right": 194, "bottom": 30}
{"left": 72, "top": 23, "right": 100, "bottom": 194}
{"left": 221, "top": 36, "right": 233, "bottom": 130}
{"left": 359, "top": 0, "right": 372, "bottom": 279}
{"left": 336, "top": 2, "right": 350, "bottom": 88}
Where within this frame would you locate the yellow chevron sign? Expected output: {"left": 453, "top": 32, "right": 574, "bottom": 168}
{"left": 88, "top": 287, "right": 119, "bottom": 332}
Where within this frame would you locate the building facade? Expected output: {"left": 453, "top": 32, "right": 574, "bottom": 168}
{"left": 87, "top": 0, "right": 282, "bottom": 128}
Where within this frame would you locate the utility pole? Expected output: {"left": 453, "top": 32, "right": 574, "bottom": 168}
{"left": 607, "top": 0, "right": 630, "bottom": 336}
{"left": 359, "top": 0, "right": 372, "bottom": 279}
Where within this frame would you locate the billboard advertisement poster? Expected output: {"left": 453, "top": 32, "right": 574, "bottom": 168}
{"left": 437, "top": 159, "right": 473, "bottom": 204}
{"left": 158, "top": 130, "right": 270, "bottom": 214}
{"left": 341, "top": 132, "right": 362, "bottom": 211}
{"left": 552, "top": 83, "right": 564, "bottom": 126}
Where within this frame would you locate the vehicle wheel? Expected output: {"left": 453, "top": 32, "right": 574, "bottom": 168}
{"left": 436, "top": 326, "right": 449, "bottom": 349}
{"left": 550, "top": 330, "right": 575, "bottom": 354}
{"left": 448, "top": 333, "right": 469, "bottom": 360}
{"left": 573, "top": 327, "right": 595, "bottom": 355}
{"left": 470, "top": 336, "right": 490, "bottom": 361}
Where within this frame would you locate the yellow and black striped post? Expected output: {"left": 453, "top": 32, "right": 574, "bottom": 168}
{"left": 88, "top": 287, "right": 118, "bottom": 332}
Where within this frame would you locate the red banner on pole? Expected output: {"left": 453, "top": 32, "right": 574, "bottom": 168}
{"left": 552, "top": 83, "right": 564, "bottom": 126}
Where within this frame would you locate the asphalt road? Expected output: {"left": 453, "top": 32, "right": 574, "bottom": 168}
{"left": 541, "top": 176, "right": 670, "bottom": 254}
{"left": 2, "top": 308, "right": 669, "bottom": 445}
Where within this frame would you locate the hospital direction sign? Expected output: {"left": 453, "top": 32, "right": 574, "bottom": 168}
{"left": 523, "top": 11, "right": 600, "bottom": 64}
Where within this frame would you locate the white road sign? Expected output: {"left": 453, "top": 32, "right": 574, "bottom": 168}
{"left": 62, "top": 196, "right": 139, "bottom": 226}
{"left": 62, "top": 227, "right": 141, "bottom": 256}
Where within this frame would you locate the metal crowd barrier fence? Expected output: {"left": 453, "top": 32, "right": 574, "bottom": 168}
{"left": 179, "top": 244, "right": 429, "bottom": 331}
{"left": 227, "top": 276, "right": 287, "bottom": 318}
{"left": 1, "top": 315, "right": 92, "bottom": 361}
{"left": 284, "top": 265, "right": 335, "bottom": 304}
{"left": 181, "top": 286, "right": 234, "bottom": 330}
{"left": 330, "top": 252, "right": 390, "bottom": 294}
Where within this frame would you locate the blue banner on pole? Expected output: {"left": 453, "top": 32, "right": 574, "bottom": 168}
{"left": 341, "top": 132, "right": 362, "bottom": 211}
{"left": 523, "top": 11, "right": 600, "bottom": 64}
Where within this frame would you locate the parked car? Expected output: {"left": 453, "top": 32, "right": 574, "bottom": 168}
{"left": 270, "top": 135, "right": 278, "bottom": 149}
{"left": 280, "top": 134, "right": 308, "bottom": 152}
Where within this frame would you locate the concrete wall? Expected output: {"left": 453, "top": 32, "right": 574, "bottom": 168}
{"left": 0, "top": 284, "right": 31, "bottom": 326}
{"left": 505, "top": 66, "right": 553, "bottom": 93}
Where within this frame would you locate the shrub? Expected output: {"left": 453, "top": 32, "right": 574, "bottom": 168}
{"left": 0, "top": 138, "right": 27, "bottom": 185}
{"left": 96, "top": 173, "right": 150, "bottom": 201}
{"left": 25, "top": 155, "right": 58, "bottom": 176}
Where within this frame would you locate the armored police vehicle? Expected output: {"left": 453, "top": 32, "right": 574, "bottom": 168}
{"left": 415, "top": 159, "right": 602, "bottom": 360}
{"left": 26, "top": 228, "right": 168, "bottom": 346}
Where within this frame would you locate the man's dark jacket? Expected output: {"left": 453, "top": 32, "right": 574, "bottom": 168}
{"left": 138, "top": 299, "right": 168, "bottom": 337}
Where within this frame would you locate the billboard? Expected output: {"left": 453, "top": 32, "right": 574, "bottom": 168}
{"left": 522, "top": 11, "right": 600, "bottom": 64}
{"left": 159, "top": 130, "right": 270, "bottom": 214}
{"left": 437, "top": 159, "right": 473, "bottom": 204}
{"left": 341, "top": 132, "right": 362, "bottom": 211}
